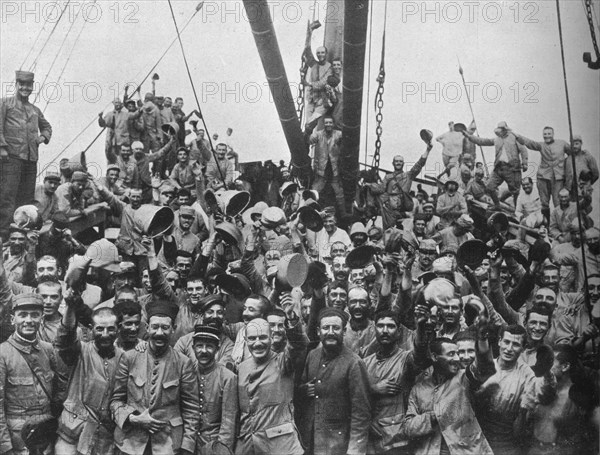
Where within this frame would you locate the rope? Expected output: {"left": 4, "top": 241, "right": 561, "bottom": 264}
{"left": 555, "top": 0, "right": 593, "bottom": 334}
{"left": 42, "top": 3, "right": 93, "bottom": 113}
{"left": 29, "top": 0, "right": 72, "bottom": 72}
{"left": 33, "top": 6, "right": 83, "bottom": 104}
{"left": 37, "top": 2, "right": 205, "bottom": 175}
{"left": 166, "top": 0, "right": 225, "bottom": 183}
{"left": 21, "top": 19, "right": 49, "bottom": 70}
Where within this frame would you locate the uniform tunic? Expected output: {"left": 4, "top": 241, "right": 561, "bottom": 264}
{"left": 55, "top": 323, "right": 123, "bottom": 455}
{"left": 109, "top": 346, "right": 199, "bottom": 454}
{"left": 236, "top": 322, "right": 306, "bottom": 455}
{"left": 0, "top": 334, "right": 58, "bottom": 454}
{"left": 196, "top": 363, "right": 238, "bottom": 454}
{"left": 364, "top": 346, "right": 420, "bottom": 454}
{"left": 401, "top": 361, "right": 495, "bottom": 455}
{"left": 299, "top": 345, "right": 371, "bottom": 455}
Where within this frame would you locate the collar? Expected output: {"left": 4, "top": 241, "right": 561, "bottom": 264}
{"left": 94, "top": 342, "right": 117, "bottom": 359}
{"left": 376, "top": 344, "right": 400, "bottom": 360}
{"left": 9, "top": 332, "right": 39, "bottom": 353}
{"left": 198, "top": 362, "right": 218, "bottom": 375}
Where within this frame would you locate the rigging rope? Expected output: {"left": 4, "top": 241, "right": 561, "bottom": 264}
{"left": 21, "top": 19, "right": 49, "bottom": 69}
{"left": 555, "top": 0, "right": 593, "bottom": 343}
{"left": 29, "top": 0, "right": 72, "bottom": 72}
{"left": 371, "top": 0, "right": 387, "bottom": 173}
{"left": 166, "top": 0, "right": 225, "bottom": 183}
{"left": 34, "top": 6, "right": 83, "bottom": 104}
{"left": 37, "top": 2, "right": 205, "bottom": 176}
{"left": 42, "top": 2, "right": 93, "bottom": 113}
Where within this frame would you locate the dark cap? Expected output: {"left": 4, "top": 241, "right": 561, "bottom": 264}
{"left": 51, "top": 211, "right": 70, "bottom": 229}
{"left": 318, "top": 307, "right": 348, "bottom": 326}
{"left": 12, "top": 293, "right": 43, "bottom": 311}
{"left": 15, "top": 70, "right": 34, "bottom": 82}
{"left": 146, "top": 299, "right": 179, "bottom": 322}
{"left": 71, "top": 171, "right": 88, "bottom": 182}
{"left": 198, "top": 294, "right": 225, "bottom": 313}
{"left": 44, "top": 171, "right": 61, "bottom": 182}
{"left": 193, "top": 325, "right": 221, "bottom": 343}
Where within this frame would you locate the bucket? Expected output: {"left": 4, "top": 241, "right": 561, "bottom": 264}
{"left": 298, "top": 206, "right": 323, "bottom": 232}
{"left": 133, "top": 205, "right": 174, "bottom": 238}
{"left": 161, "top": 122, "right": 179, "bottom": 137}
{"left": 277, "top": 253, "right": 308, "bottom": 289}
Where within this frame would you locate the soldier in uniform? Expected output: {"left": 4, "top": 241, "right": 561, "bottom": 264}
{"left": 0, "top": 293, "right": 61, "bottom": 455}
{"left": 193, "top": 325, "right": 238, "bottom": 455}
{"left": 109, "top": 300, "right": 199, "bottom": 455}
{"left": 0, "top": 71, "right": 52, "bottom": 238}
{"left": 54, "top": 297, "right": 123, "bottom": 454}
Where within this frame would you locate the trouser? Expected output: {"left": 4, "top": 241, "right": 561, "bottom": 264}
{"left": 312, "top": 173, "right": 346, "bottom": 216}
{"left": 486, "top": 162, "right": 521, "bottom": 205}
{"left": 0, "top": 156, "right": 37, "bottom": 238}
{"left": 537, "top": 177, "right": 563, "bottom": 211}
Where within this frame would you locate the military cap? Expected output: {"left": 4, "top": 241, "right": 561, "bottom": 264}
{"left": 12, "top": 293, "right": 43, "bottom": 311}
{"left": 146, "top": 299, "right": 179, "bottom": 322}
{"left": 193, "top": 325, "right": 221, "bottom": 343}
{"left": 15, "top": 70, "right": 34, "bottom": 82}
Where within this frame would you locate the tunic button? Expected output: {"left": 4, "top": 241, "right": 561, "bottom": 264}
{"left": 154, "top": 360, "right": 159, "bottom": 365}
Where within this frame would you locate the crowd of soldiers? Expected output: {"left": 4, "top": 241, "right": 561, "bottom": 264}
{"left": 0, "top": 62, "right": 599, "bottom": 455}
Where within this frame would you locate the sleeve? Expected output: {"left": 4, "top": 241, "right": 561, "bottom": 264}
{"left": 515, "top": 135, "right": 542, "bottom": 151}
{"left": 488, "top": 274, "right": 520, "bottom": 324}
{"left": 505, "top": 272, "right": 536, "bottom": 311}
{"left": 0, "top": 354, "right": 13, "bottom": 453}
{"left": 36, "top": 107, "right": 52, "bottom": 143}
{"left": 467, "top": 344, "right": 496, "bottom": 387}
{"left": 399, "top": 385, "right": 436, "bottom": 439}
{"left": 218, "top": 373, "right": 239, "bottom": 449}
{"left": 56, "top": 322, "right": 82, "bottom": 366}
{"left": 408, "top": 156, "right": 427, "bottom": 180}
{"left": 588, "top": 153, "right": 599, "bottom": 184}
{"left": 179, "top": 358, "right": 200, "bottom": 454}
{"left": 517, "top": 141, "right": 528, "bottom": 166}
{"left": 307, "top": 292, "right": 326, "bottom": 343}
{"left": 149, "top": 267, "right": 177, "bottom": 301}
{"left": 56, "top": 186, "right": 82, "bottom": 217}
{"left": 549, "top": 209, "right": 562, "bottom": 240}
{"left": 310, "top": 65, "right": 332, "bottom": 90}
{"left": 282, "top": 319, "right": 308, "bottom": 376}
{"left": 110, "top": 353, "right": 137, "bottom": 430}
{"left": 0, "top": 99, "right": 8, "bottom": 148}
{"left": 309, "top": 131, "right": 319, "bottom": 145}
{"left": 347, "top": 359, "right": 372, "bottom": 455}
{"left": 239, "top": 250, "right": 266, "bottom": 296}
{"left": 467, "top": 135, "right": 495, "bottom": 147}
{"left": 169, "top": 164, "right": 182, "bottom": 188}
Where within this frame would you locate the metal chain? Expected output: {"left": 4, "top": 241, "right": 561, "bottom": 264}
{"left": 372, "top": 62, "right": 385, "bottom": 171}
{"left": 585, "top": 0, "right": 600, "bottom": 58}
{"left": 296, "top": 60, "right": 307, "bottom": 124}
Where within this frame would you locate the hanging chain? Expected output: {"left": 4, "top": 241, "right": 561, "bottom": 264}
{"left": 296, "top": 59, "right": 307, "bottom": 124}
{"left": 371, "top": 42, "right": 385, "bottom": 171}
{"left": 585, "top": 0, "right": 600, "bottom": 58}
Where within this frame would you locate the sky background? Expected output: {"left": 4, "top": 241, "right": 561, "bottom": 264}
{"left": 1, "top": 0, "right": 599, "bottom": 198}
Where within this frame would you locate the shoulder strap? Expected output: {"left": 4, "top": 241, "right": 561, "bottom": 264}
{"left": 15, "top": 346, "right": 53, "bottom": 401}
